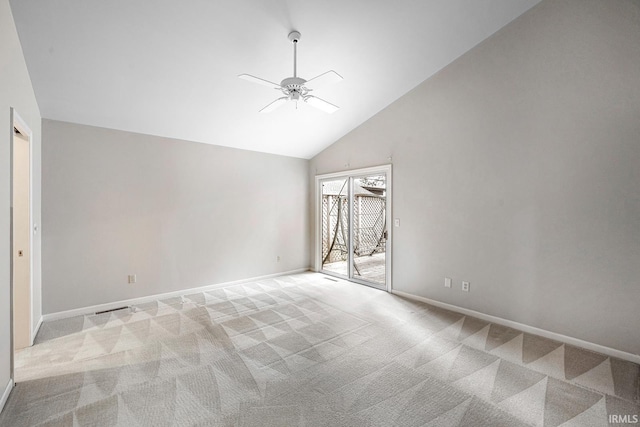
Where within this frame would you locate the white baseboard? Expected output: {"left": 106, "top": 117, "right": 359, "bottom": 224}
{"left": 43, "top": 268, "right": 310, "bottom": 322}
{"left": 1, "top": 379, "right": 14, "bottom": 414}
{"left": 392, "top": 290, "right": 640, "bottom": 365}
{"left": 31, "top": 316, "right": 43, "bottom": 346}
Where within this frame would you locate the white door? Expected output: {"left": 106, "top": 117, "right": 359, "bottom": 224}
{"left": 12, "top": 124, "right": 32, "bottom": 350}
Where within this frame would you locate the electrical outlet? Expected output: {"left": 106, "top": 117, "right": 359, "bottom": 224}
{"left": 462, "top": 281, "right": 470, "bottom": 292}
{"left": 394, "top": 219, "right": 400, "bottom": 227}
{"left": 128, "top": 274, "right": 137, "bottom": 284}
{"left": 444, "top": 277, "right": 452, "bottom": 288}
{"left": 276, "top": 256, "right": 281, "bottom": 262}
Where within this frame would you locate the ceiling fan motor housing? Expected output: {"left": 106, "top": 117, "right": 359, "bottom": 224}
{"left": 281, "top": 77, "right": 308, "bottom": 99}
{"left": 281, "top": 77, "right": 306, "bottom": 89}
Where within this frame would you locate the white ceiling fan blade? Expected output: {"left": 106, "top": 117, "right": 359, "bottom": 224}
{"left": 304, "top": 96, "right": 339, "bottom": 114}
{"left": 238, "top": 74, "right": 281, "bottom": 89}
{"left": 305, "top": 70, "right": 343, "bottom": 90}
{"left": 259, "top": 97, "right": 288, "bottom": 113}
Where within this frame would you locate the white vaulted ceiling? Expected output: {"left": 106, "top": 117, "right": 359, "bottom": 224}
{"left": 10, "top": 0, "right": 540, "bottom": 158}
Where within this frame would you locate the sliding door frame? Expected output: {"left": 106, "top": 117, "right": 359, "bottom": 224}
{"left": 314, "top": 164, "right": 392, "bottom": 292}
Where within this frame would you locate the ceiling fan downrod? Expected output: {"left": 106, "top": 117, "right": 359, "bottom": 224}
{"left": 288, "top": 31, "right": 301, "bottom": 78}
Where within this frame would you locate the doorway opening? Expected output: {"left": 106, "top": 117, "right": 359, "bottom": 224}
{"left": 10, "top": 108, "right": 34, "bottom": 383}
{"left": 315, "top": 165, "right": 392, "bottom": 291}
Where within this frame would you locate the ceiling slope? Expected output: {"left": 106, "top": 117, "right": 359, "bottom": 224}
{"left": 10, "top": 0, "right": 540, "bottom": 158}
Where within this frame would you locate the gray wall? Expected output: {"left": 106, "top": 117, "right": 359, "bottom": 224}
{"left": 1, "top": 0, "right": 42, "bottom": 399}
{"left": 42, "top": 120, "right": 309, "bottom": 314}
{"left": 310, "top": 0, "right": 640, "bottom": 355}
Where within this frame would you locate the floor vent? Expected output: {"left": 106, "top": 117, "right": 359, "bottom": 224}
{"left": 324, "top": 277, "right": 338, "bottom": 282}
{"left": 95, "top": 306, "right": 129, "bottom": 315}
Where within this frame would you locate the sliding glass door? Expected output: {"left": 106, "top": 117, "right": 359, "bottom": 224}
{"left": 318, "top": 166, "right": 391, "bottom": 290}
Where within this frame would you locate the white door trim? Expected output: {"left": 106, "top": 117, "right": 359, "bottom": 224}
{"left": 314, "top": 164, "right": 392, "bottom": 292}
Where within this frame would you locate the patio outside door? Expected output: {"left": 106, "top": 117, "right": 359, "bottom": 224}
{"left": 318, "top": 166, "right": 390, "bottom": 290}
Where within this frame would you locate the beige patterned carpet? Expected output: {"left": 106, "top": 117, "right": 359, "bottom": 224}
{"left": 1, "top": 272, "right": 638, "bottom": 426}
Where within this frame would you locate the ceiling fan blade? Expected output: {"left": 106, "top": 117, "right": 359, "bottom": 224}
{"left": 304, "top": 95, "right": 339, "bottom": 114}
{"left": 238, "top": 74, "right": 281, "bottom": 89}
{"left": 259, "top": 97, "right": 288, "bottom": 113}
{"left": 305, "top": 70, "right": 343, "bottom": 90}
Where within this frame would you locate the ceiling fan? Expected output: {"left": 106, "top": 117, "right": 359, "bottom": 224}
{"left": 238, "top": 31, "right": 343, "bottom": 114}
